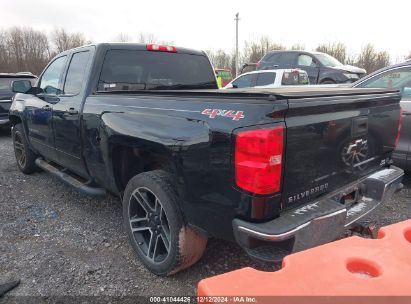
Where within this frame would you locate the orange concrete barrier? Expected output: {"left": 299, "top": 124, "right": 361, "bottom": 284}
{"left": 198, "top": 220, "right": 411, "bottom": 304}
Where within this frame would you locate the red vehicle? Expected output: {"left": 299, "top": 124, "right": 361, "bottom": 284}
{"left": 215, "top": 68, "right": 233, "bottom": 87}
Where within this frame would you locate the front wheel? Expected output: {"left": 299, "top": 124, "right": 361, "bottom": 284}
{"left": 12, "top": 123, "right": 37, "bottom": 174}
{"left": 123, "top": 170, "right": 207, "bottom": 276}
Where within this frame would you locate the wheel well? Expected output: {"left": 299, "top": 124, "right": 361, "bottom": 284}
{"left": 320, "top": 78, "right": 336, "bottom": 84}
{"left": 112, "top": 145, "right": 175, "bottom": 192}
{"left": 9, "top": 115, "right": 22, "bottom": 126}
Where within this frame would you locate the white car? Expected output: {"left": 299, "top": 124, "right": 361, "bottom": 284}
{"left": 224, "top": 69, "right": 309, "bottom": 89}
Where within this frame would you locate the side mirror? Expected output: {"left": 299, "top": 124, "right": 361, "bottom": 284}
{"left": 12, "top": 80, "right": 32, "bottom": 93}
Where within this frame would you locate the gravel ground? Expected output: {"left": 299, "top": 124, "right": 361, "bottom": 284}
{"left": 0, "top": 128, "right": 410, "bottom": 299}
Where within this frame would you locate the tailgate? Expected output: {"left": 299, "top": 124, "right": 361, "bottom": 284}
{"left": 282, "top": 89, "right": 402, "bottom": 208}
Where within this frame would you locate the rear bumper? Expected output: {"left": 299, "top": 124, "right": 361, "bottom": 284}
{"left": 233, "top": 166, "right": 404, "bottom": 262}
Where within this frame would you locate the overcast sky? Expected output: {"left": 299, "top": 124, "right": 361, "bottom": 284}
{"left": 1, "top": 0, "right": 409, "bottom": 61}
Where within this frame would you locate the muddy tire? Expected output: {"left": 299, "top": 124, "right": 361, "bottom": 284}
{"left": 12, "top": 123, "right": 37, "bottom": 174}
{"left": 123, "top": 170, "right": 207, "bottom": 276}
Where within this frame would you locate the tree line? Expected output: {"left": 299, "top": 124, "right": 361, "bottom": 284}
{"left": 206, "top": 37, "right": 405, "bottom": 75}
{"left": 0, "top": 27, "right": 92, "bottom": 75}
{"left": 0, "top": 27, "right": 409, "bottom": 76}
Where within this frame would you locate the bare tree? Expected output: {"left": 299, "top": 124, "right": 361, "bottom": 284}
{"left": 242, "top": 36, "right": 285, "bottom": 64}
{"left": 290, "top": 43, "right": 305, "bottom": 51}
{"left": 206, "top": 49, "right": 232, "bottom": 69}
{"left": 137, "top": 32, "right": 157, "bottom": 44}
{"left": 315, "top": 42, "right": 347, "bottom": 63}
{"left": 356, "top": 43, "right": 390, "bottom": 73}
{"left": 52, "top": 28, "right": 91, "bottom": 54}
{"left": 406, "top": 52, "right": 411, "bottom": 60}
{"left": 0, "top": 27, "right": 50, "bottom": 75}
{"left": 0, "top": 30, "right": 7, "bottom": 71}
{"left": 345, "top": 54, "right": 357, "bottom": 66}
{"left": 113, "top": 33, "right": 132, "bottom": 43}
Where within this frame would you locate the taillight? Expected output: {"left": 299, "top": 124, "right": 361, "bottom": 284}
{"left": 395, "top": 108, "right": 403, "bottom": 147}
{"left": 235, "top": 126, "right": 284, "bottom": 194}
{"left": 146, "top": 44, "right": 177, "bottom": 53}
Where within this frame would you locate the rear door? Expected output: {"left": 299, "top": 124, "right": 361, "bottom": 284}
{"left": 296, "top": 54, "right": 320, "bottom": 84}
{"left": 52, "top": 47, "right": 93, "bottom": 177}
{"left": 255, "top": 72, "right": 276, "bottom": 87}
{"left": 282, "top": 89, "right": 401, "bottom": 209}
{"left": 261, "top": 52, "right": 297, "bottom": 70}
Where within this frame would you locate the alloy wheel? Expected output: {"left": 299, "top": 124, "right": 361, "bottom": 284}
{"left": 128, "top": 187, "right": 171, "bottom": 263}
{"left": 14, "top": 132, "right": 26, "bottom": 168}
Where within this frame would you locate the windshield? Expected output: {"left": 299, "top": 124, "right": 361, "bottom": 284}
{"left": 98, "top": 50, "right": 217, "bottom": 91}
{"left": 315, "top": 53, "right": 343, "bottom": 67}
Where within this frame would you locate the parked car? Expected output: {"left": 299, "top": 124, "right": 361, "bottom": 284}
{"left": 353, "top": 60, "right": 411, "bottom": 170}
{"left": 215, "top": 68, "right": 232, "bottom": 87}
{"left": 10, "top": 43, "right": 403, "bottom": 276}
{"left": 257, "top": 50, "right": 366, "bottom": 84}
{"left": 224, "top": 69, "right": 309, "bottom": 89}
{"left": 0, "top": 72, "right": 37, "bottom": 128}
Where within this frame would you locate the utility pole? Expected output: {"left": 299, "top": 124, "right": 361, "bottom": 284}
{"left": 235, "top": 13, "right": 239, "bottom": 76}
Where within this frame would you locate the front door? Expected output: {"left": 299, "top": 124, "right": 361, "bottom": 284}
{"left": 52, "top": 49, "right": 92, "bottom": 177}
{"left": 296, "top": 54, "right": 320, "bottom": 84}
{"left": 25, "top": 56, "right": 67, "bottom": 158}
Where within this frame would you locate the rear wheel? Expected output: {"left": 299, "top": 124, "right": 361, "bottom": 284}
{"left": 123, "top": 170, "right": 207, "bottom": 275}
{"left": 12, "top": 124, "right": 37, "bottom": 174}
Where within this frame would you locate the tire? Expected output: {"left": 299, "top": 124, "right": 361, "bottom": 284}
{"left": 123, "top": 170, "right": 207, "bottom": 276}
{"left": 12, "top": 123, "right": 37, "bottom": 174}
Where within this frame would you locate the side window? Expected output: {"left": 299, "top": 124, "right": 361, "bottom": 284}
{"left": 265, "top": 53, "right": 280, "bottom": 64}
{"left": 256, "top": 72, "right": 276, "bottom": 86}
{"left": 264, "top": 53, "right": 296, "bottom": 67}
{"left": 279, "top": 53, "right": 296, "bottom": 65}
{"left": 359, "top": 67, "right": 411, "bottom": 97}
{"left": 39, "top": 56, "right": 67, "bottom": 95}
{"left": 298, "top": 54, "right": 317, "bottom": 67}
{"left": 232, "top": 74, "right": 255, "bottom": 88}
{"left": 64, "top": 51, "right": 90, "bottom": 95}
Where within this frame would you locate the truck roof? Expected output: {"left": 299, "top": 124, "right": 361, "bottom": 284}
{"left": 64, "top": 43, "right": 206, "bottom": 56}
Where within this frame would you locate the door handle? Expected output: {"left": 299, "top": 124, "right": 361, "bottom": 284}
{"left": 42, "top": 105, "right": 52, "bottom": 111}
{"left": 67, "top": 108, "right": 78, "bottom": 115}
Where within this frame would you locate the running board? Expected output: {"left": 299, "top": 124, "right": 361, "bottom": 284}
{"left": 35, "top": 158, "right": 106, "bottom": 196}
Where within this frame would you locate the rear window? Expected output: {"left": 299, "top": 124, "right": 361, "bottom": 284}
{"left": 98, "top": 50, "right": 217, "bottom": 91}
{"left": 256, "top": 72, "right": 276, "bottom": 86}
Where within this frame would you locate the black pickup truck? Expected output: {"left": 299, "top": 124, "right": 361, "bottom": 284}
{"left": 9, "top": 43, "right": 404, "bottom": 276}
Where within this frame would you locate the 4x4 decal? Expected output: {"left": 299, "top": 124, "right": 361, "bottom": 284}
{"left": 201, "top": 109, "right": 245, "bottom": 121}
